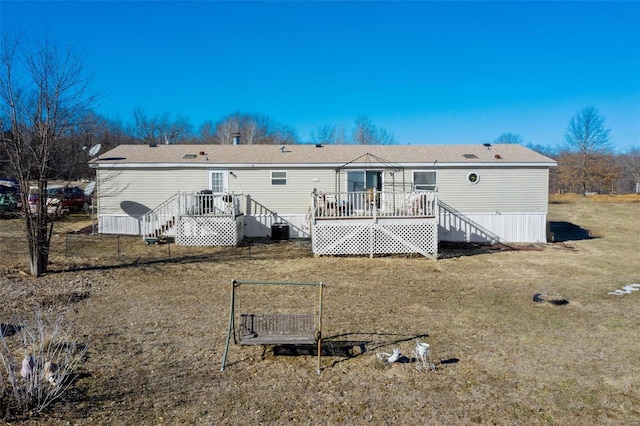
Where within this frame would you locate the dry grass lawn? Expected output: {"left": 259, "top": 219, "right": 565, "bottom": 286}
{"left": 1, "top": 194, "right": 639, "bottom": 424}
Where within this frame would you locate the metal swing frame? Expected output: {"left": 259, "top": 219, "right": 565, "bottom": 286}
{"left": 220, "top": 279, "right": 324, "bottom": 374}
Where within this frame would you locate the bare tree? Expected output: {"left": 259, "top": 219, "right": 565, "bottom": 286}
{"left": 198, "top": 120, "right": 216, "bottom": 144}
{"left": 555, "top": 150, "right": 619, "bottom": 194}
{"left": 50, "top": 112, "right": 103, "bottom": 180}
{"left": 619, "top": 147, "right": 640, "bottom": 193}
{"left": 335, "top": 126, "right": 349, "bottom": 145}
{"left": 563, "top": 106, "right": 612, "bottom": 195}
{"left": 133, "top": 108, "right": 193, "bottom": 145}
{"left": 211, "top": 112, "right": 299, "bottom": 145}
{"left": 213, "top": 115, "right": 238, "bottom": 145}
{"left": 0, "top": 35, "right": 95, "bottom": 276}
{"left": 63, "top": 112, "right": 135, "bottom": 179}
{"left": 310, "top": 124, "right": 337, "bottom": 145}
{"left": 352, "top": 115, "right": 397, "bottom": 145}
{"left": 376, "top": 127, "right": 397, "bottom": 145}
{"left": 310, "top": 117, "right": 396, "bottom": 145}
{"left": 493, "top": 132, "right": 524, "bottom": 144}
{"left": 310, "top": 123, "right": 349, "bottom": 145}
{"left": 526, "top": 143, "right": 557, "bottom": 158}
{"left": 353, "top": 116, "right": 376, "bottom": 145}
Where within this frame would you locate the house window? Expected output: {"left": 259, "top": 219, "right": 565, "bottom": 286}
{"left": 468, "top": 173, "right": 479, "bottom": 184}
{"left": 209, "top": 171, "right": 227, "bottom": 193}
{"left": 271, "top": 171, "right": 287, "bottom": 186}
{"left": 413, "top": 171, "right": 436, "bottom": 191}
{"left": 347, "top": 170, "right": 382, "bottom": 192}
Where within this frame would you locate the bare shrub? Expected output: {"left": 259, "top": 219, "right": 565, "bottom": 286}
{"left": 0, "top": 309, "right": 88, "bottom": 420}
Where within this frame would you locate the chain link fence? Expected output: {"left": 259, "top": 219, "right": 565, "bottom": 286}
{"left": 63, "top": 233, "right": 313, "bottom": 265}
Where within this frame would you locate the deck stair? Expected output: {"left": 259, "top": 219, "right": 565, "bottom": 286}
{"left": 141, "top": 193, "right": 180, "bottom": 243}
{"left": 141, "top": 192, "right": 244, "bottom": 246}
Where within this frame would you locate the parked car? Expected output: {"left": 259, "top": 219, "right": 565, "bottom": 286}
{"left": 0, "top": 178, "right": 19, "bottom": 196}
{"left": 0, "top": 193, "right": 20, "bottom": 216}
{"left": 28, "top": 185, "right": 92, "bottom": 214}
{"left": 0, "top": 179, "right": 21, "bottom": 216}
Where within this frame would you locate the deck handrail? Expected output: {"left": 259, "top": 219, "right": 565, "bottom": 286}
{"left": 141, "top": 192, "right": 242, "bottom": 240}
{"left": 311, "top": 189, "right": 438, "bottom": 220}
{"left": 141, "top": 193, "right": 179, "bottom": 239}
{"left": 178, "top": 192, "right": 241, "bottom": 217}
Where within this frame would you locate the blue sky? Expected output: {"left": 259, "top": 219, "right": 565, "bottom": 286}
{"left": 2, "top": 1, "right": 639, "bottom": 151}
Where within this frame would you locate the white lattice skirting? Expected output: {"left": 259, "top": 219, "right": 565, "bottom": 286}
{"left": 312, "top": 219, "right": 438, "bottom": 258}
{"left": 176, "top": 216, "right": 243, "bottom": 246}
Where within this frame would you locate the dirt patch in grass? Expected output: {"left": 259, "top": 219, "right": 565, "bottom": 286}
{"left": 1, "top": 197, "right": 639, "bottom": 424}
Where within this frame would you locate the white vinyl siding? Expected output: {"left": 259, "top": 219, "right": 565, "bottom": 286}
{"left": 99, "top": 166, "right": 549, "bottom": 217}
{"left": 99, "top": 215, "right": 140, "bottom": 235}
{"left": 437, "top": 167, "right": 549, "bottom": 213}
{"left": 439, "top": 211, "right": 548, "bottom": 243}
{"left": 228, "top": 168, "right": 337, "bottom": 215}
{"left": 98, "top": 168, "right": 210, "bottom": 216}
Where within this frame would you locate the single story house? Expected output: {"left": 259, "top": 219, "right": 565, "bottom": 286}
{"left": 90, "top": 143, "right": 556, "bottom": 257}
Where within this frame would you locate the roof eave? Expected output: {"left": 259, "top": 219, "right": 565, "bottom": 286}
{"left": 93, "top": 161, "right": 557, "bottom": 169}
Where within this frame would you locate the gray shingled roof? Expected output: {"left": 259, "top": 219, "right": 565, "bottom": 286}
{"left": 95, "top": 143, "right": 556, "bottom": 167}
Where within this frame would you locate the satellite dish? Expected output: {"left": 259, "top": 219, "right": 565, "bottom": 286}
{"left": 88, "top": 144, "right": 101, "bottom": 157}
{"left": 84, "top": 181, "right": 96, "bottom": 196}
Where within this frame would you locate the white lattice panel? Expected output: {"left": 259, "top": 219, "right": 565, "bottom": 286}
{"left": 176, "top": 216, "right": 242, "bottom": 246}
{"left": 312, "top": 219, "right": 437, "bottom": 258}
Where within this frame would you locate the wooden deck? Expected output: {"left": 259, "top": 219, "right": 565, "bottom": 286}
{"left": 312, "top": 190, "right": 437, "bottom": 220}
{"left": 311, "top": 190, "right": 439, "bottom": 258}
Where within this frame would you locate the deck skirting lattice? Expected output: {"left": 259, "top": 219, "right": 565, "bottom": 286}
{"left": 176, "top": 216, "right": 243, "bottom": 246}
{"left": 312, "top": 218, "right": 437, "bottom": 258}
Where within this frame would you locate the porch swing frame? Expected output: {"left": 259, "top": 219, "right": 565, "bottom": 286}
{"left": 220, "top": 279, "right": 325, "bottom": 374}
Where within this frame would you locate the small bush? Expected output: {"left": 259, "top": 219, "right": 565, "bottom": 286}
{"left": 0, "top": 309, "right": 88, "bottom": 420}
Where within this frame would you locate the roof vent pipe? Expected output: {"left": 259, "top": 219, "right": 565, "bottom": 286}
{"left": 233, "top": 132, "right": 241, "bottom": 145}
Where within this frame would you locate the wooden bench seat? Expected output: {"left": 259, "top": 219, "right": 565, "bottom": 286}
{"left": 238, "top": 314, "right": 316, "bottom": 345}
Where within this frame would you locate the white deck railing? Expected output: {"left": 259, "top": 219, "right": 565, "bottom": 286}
{"left": 312, "top": 190, "right": 437, "bottom": 219}
{"left": 141, "top": 192, "right": 242, "bottom": 239}
{"left": 180, "top": 192, "right": 242, "bottom": 217}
